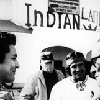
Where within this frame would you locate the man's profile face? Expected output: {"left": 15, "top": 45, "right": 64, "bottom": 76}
{"left": 70, "top": 61, "right": 86, "bottom": 81}
{"left": 0, "top": 45, "right": 19, "bottom": 83}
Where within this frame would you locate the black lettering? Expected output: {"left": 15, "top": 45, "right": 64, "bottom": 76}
{"left": 25, "top": 3, "right": 32, "bottom": 27}
{"left": 58, "top": 12, "right": 63, "bottom": 29}
{"left": 81, "top": 7, "right": 88, "bottom": 20}
{"left": 47, "top": 12, "right": 55, "bottom": 27}
{"left": 63, "top": 14, "right": 71, "bottom": 29}
{"left": 89, "top": 10, "right": 93, "bottom": 22}
{"left": 33, "top": 10, "right": 43, "bottom": 27}
{"left": 73, "top": 14, "right": 80, "bottom": 29}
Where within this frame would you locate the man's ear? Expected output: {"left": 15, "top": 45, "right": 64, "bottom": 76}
{"left": 40, "top": 60, "right": 43, "bottom": 70}
{"left": 40, "top": 65, "right": 42, "bottom": 70}
{"left": 40, "top": 60, "right": 42, "bottom": 66}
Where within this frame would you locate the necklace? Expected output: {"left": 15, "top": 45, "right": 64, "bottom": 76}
{"left": 70, "top": 76, "right": 88, "bottom": 91}
{"left": 76, "top": 81, "right": 86, "bottom": 91}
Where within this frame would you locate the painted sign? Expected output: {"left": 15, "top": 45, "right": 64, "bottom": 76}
{"left": 25, "top": 3, "right": 80, "bottom": 30}
{"left": 48, "top": 0, "right": 80, "bottom": 14}
{"left": 80, "top": 8, "right": 100, "bottom": 32}
{"left": 80, "top": 1, "right": 100, "bottom": 32}
{"left": 11, "top": 0, "right": 100, "bottom": 32}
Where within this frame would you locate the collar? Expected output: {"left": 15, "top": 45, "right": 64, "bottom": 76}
{"left": 70, "top": 75, "right": 88, "bottom": 91}
{"left": 70, "top": 75, "right": 88, "bottom": 83}
{"left": 38, "top": 70, "right": 46, "bottom": 85}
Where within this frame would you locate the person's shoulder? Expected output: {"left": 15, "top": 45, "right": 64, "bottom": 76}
{"left": 27, "top": 70, "right": 43, "bottom": 81}
{"left": 87, "top": 77, "right": 99, "bottom": 87}
{"left": 88, "top": 77, "right": 97, "bottom": 83}
{"left": 53, "top": 77, "right": 70, "bottom": 88}
{"left": 87, "top": 77, "right": 100, "bottom": 96}
{"left": 51, "top": 77, "right": 70, "bottom": 95}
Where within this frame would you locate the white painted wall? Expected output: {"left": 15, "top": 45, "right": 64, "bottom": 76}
{"left": 13, "top": 28, "right": 100, "bottom": 83}
{"left": 0, "top": 0, "right": 12, "bottom": 20}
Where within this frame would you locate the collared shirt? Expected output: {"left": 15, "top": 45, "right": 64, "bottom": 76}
{"left": 50, "top": 76, "right": 100, "bottom": 100}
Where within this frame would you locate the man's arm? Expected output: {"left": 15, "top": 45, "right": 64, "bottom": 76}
{"left": 19, "top": 74, "right": 37, "bottom": 100}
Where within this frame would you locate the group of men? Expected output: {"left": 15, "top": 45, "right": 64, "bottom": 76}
{"left": 0, "top": 31, "right": 100, "bottom": 100}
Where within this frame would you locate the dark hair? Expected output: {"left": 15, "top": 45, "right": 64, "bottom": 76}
{"left": 66, "top": 51, "right": 84, "bottom": 61}
{"left": 0, "top": 32, "right": 16, "bottom": 63}
{"left": 66, "top": 51, "right": 92, "bottom": 76}
{"left": 66, "top": 61, "right": 92, "bottom": 76}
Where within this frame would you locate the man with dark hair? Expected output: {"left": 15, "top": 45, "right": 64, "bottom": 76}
{"left": 0, "top": 32, "right": 20, "bottom": 100}
{"left": 20, "top": 51, "right": 64, "bottom": 100}
{"left": 50, "top": 51, "right": 100, "bottom": 100}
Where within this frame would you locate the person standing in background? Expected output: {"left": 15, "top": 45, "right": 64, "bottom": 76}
{"left": 19, "top": 51, "right": 64, "bottom": 100}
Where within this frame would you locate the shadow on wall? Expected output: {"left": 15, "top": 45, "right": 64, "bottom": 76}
{"left": 42, "top": 45, "right": 74, "bottom": 77}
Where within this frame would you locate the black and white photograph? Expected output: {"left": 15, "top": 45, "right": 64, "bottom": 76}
{"left": 0, "top": 0, "right": 100, "bottom": 100}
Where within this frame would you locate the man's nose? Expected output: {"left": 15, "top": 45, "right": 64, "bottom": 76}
{"left": 76, "top": 66, "right": 80, "bottom": 71}
{"left": 15, "top": 60, "right": 20, "bottom": 68}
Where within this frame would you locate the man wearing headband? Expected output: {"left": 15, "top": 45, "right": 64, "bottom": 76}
{"left": 50, "top": 51, "right": 100, "bottom": 100}
{"left": 20, "top": 51, "right": 64, "bottom": 100}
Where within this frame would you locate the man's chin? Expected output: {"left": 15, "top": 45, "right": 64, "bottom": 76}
{"left": 74, "top": 77, "right": 80, "bottom": 80}
{"left": 74, "top": 75, "right": 83, "bottom": 80}
{"left": 7, "top": 77, "right": 15, "bottom": 83}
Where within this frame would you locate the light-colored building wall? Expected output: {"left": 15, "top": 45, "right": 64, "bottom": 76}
{"left": 0, "top": 0, "right": 12, "bottom": 20}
